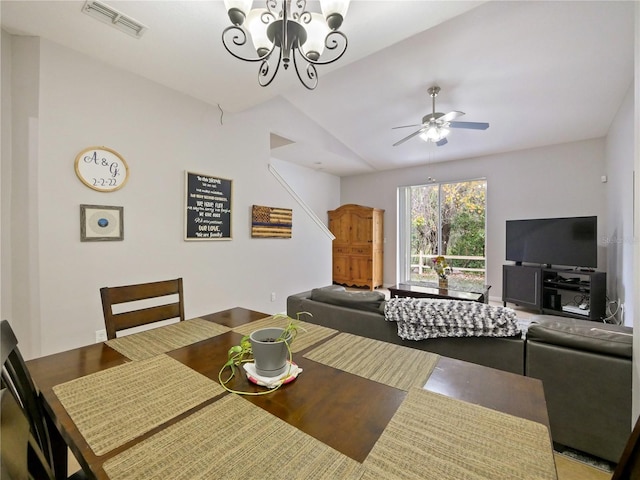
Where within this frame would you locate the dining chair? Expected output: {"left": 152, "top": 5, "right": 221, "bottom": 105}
{"left": 100, "top": 277, "right": 185, "bottom": 339}
{"left": 1, "top": 386, "right": 30, "bottom": 479}
{"left": 611, "top": 414, "right": 640, "bottom": 479}
{"left": 1, "top": 319, "right": 87, "bottom": 480}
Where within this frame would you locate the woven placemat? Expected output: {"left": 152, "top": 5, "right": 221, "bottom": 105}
{"left": 303, "top": 333, "right": 439, "bottom": 391}
{"left": 53, "top": 355, "right": 222, "bottom": 456}
{"left": 232, "top": 316, "right": 337, "bottom": 353}
{"left": 106, "top": 318, "right": 230, "bottom": 360}
{"left": 362, "top": 388, "right": 557, "bottom": 480}
{"left": 103, "top": 394, "right": 365, "bottom": 480}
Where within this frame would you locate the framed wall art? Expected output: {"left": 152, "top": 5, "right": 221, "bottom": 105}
{"left": 184, "top": 171, "right": 232, "bottom": 240}
{"left": 80, "top": 204, "right": 124, "bottom": 241}
{"left": 251, "top": 205, "right": 292, "bottom": 238}
{"left": 75, "top": 147, "right": 129, "bottom": 192}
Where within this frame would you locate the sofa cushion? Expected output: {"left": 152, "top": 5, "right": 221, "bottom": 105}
{"left": 527, "top": 316, "right": 632, "bottom": 359}
{"left": 310, "top": 286, "right": 386, "bottom": 314}
{"left": 384, "top": 298, "right": 520, "bottom": 340}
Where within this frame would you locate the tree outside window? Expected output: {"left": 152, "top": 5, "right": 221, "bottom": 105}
{"left": 408, "top": 180, "right": 486, "bottom": 290}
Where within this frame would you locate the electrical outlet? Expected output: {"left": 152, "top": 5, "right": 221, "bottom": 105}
{"left": 271, "top": 292, "right": 276, "bottom": 302}
{"left": 95, "top": 329, "right": 107, "bottom": 343}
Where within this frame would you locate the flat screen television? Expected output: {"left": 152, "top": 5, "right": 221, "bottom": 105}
{"left": 505, "top": 216, "right": 597, "bottom": 268}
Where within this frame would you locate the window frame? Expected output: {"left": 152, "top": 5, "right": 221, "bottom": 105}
{"left": 397, "top": 177, "right": 487, "bottom": 285}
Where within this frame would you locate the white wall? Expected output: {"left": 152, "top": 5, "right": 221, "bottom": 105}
{"left": 3, "top": 36, "right": 340, "bottom": 358}
{"left": 632, "top": 0, "right": 640, "bottom": 428}
{"left": 605, "top": 84, "right": 635, "bottom": 326}
{"left": 341, "top": 139, "right": 608, "bottom": 303}
{"left": 269, "top": 157, "right": 341, "bottom": 229}
{"left": 1, "top": 31, "right": 11, "bottom": 339}
{"left": 2, "top": 34, "right": 43, "bottom": 357}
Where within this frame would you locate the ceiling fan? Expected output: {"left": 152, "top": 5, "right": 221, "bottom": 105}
{"left": 392, "top": 86, "right": 489, "bottom": 147}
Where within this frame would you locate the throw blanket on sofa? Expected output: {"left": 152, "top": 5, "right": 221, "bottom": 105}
{"left": 384, "top": 298, "right": 520, "bottom": 340}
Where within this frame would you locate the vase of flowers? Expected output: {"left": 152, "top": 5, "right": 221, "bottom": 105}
{"left": 432, "top": 255, "right": 451, "bottom": 288}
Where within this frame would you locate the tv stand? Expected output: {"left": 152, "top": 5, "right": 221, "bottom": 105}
{"left": 502, "top": 265, "right": 606, "bottom": 321}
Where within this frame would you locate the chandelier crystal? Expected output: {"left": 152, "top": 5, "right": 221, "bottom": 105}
{"left": 222, "top": 0, "right": 350, "bottom": 90}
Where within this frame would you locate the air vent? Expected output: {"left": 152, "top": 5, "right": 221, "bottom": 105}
{"left": 82, "top": 0, "right": 147, "bottom": 38}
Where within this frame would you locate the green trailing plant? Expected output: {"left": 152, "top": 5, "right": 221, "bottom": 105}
{"left": 218, "top": 311, "right": 311, "bottom": 395}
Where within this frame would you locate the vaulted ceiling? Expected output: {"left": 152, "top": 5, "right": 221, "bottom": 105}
{"left": 2, "top": 1, "right": 634, "bottom": 176}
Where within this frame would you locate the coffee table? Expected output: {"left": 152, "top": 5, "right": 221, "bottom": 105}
{"left": 389, "top": 282, "right": 491, "bottom": 303}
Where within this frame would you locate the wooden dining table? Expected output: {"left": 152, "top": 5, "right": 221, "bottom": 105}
{"left": 27, "top": 307, "right": 556, "bottom": 480}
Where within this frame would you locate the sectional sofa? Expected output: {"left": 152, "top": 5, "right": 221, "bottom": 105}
{"left": 287, "top": 286, "right": 633, "bottom": 463}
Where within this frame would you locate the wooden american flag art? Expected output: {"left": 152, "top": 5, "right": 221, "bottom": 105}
{"left": 251, "top": 205, "right": 292, "bottom": 238}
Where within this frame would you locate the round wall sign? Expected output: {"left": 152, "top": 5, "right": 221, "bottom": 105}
{"left": 74, "top": 147, "right": 129, "bottom": 192}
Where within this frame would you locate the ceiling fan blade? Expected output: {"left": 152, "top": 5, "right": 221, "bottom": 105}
{"left": 436, "top": 138, "right": 448, "bottom": 147}
{"left": 439, "top": 111, "right": 465, "bottom": 123}
{"left": 449, "top": 121, "right": 490, "bottom": 130}
{"left": 393, "top": 128, "right": 425, "bottom": 147}
{"left": 392, "top": 124, "right": 422, "bottom": 130}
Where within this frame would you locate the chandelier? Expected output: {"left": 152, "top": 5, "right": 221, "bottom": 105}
{"left": 222, "top": 0, "right": 350, "bottom": 90}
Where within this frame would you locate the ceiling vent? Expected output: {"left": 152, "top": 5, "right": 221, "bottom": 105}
{"left": 82, "top": 0, "right": 148, "bottom": 39}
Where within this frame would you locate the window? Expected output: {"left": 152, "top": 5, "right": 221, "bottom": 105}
{"left": 398, "top": 179, "right": 487, "bottom": 290}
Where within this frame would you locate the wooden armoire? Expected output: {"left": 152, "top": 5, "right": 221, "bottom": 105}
{"left": 328, "top": 204, "right": 384, "bottom": 290}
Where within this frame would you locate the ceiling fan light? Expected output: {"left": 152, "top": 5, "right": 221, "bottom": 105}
{"left": 420, "top": 126, "right": 450, "bottom": 143}
{"left": 303, "top": 13, "right": 330, "bottom": 59}
{"left": 245, "top": 8, "right": 273, "bottom": 54}
{"left": 320, "top": 0, "right": 350, "bottom": 29}
{"left": 224, "top": 0, "right": 253, "bottom": 25}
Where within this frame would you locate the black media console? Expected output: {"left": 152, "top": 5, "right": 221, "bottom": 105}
{"left": 502, "top": 265, "right": 606, "bottom": 321}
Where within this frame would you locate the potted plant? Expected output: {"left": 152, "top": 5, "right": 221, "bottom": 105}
{"left": 218, "top": 312, "right": 310, "bottom": 395}
{"left": 432, "top": 255, "right": 451, "bottom": 288}
{"left": 249, "top": 326, "right": 293, "bottom": 377}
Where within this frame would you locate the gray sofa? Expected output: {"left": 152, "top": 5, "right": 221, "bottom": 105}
{"left": 287, "top": 287, "right": 525, "bottom": 374}
{"left": 287, "top": 286, "right": 633, "bottom": 463}
{"left": 526, "top": 318, "right": 632, "bottom": 462}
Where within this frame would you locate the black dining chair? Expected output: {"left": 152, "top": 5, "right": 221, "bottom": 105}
{"left": 100, "top": 278, "right": 185, "bottom": 339}
{"left": 1, "top": 319, "right": 87, "bottom": 480}
{"left": 1, "top": 386, "right": 31, "bottom": 479}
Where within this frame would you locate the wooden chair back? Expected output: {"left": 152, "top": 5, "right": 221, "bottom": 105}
{"left": 1, "top": 319, "right": 56, "bottom": 479}
{"left": 100, "top": 278, "right": 185, "bottom": 339}
{"left": 612, "top": 415, "right": 640, "bottom": 480}
{"left": 1, "top": 387, "right": 30, "bottom": 479}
